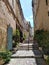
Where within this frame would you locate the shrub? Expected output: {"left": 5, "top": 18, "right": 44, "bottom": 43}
{"left": 46, "top": 56, "right": 49, "bottom": 65}
{"left": 34, "top": 29, "right": 44, "bottom": 46}
{"left": 34, "top": 29, "right": 49, "bottom": 54}
{"left": 23, "top": 34, "right": 26, "bottom": 40}
{"left": 0, "top": 51, "right": 12, "bottom": 63}
{"left": 13, "top": 29, "right": 20, "bottom": 42}
{"left": 16, "top": 29, "right": 20, "bottom": 42}
{"left": 13, "top": 29, "right": 20, "bottom": 47}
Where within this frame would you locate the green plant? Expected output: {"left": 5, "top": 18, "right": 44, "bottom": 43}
{"left": 23, "top": 34, "right": 26, "bottom": 40}
{"left": 34, "top": 29, "right": 49, "bottom": 54}
{"left": 34, "top": 29, "right": 44, "bottom": 46}
{"left": 13, "top": 29, "right": 20, "bottom": 42}
{"left": 16, "top": 29, "right": 20, "bottom": 43}
{"left": 13, "top": 29, "right": 20, "bottom": 47}
{"left": 13, "top": 30, "right": 16, "bottom": 36}
{"left": 0, "top": 51, "right": 12, "bottom": 63}
{"left": 46, "top": 56, "right": 49, "bottom": 65}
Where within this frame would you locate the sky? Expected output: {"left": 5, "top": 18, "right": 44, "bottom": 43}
{"left": 20, "top": 0, "right": 34, "bottom": 27}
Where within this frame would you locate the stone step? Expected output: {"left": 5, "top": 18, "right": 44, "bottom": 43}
{"left": 19, "top": 43, "right": 38, "bottom": 47}
{"left": 18, "top": 47, "right": 39, "bottom": 50}
{"left": 18, "top": 46, "right": 33, "bottom": 50}
{"left": 5, "top": 58, "right": 37, "bottom": 65}
{"left": 20, "top": 43, "right": 33, "bottom": 44}
{"left": 18, "top": 47, "right": 33, "bottom": 50}
{"left": 18, "top": 44, "right": 38, "bottom": 50}
{"left": 11, "top": 55, "right": 42, "bottom": 58}
{"left": 18, "top": 43, "right": 33, "bottom": 50}
{"left": 11, "top": 50, "right": 42, "bottom": 58}
{"left": 19, "top": 45, "right": 33, "bottom": 48}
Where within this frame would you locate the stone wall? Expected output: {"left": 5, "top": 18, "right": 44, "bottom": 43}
{"left": 0, "top": 17, "right": 7, "bottom": 51}
{"left": 8, "top": 0, "right": 25, "bottom": 33}
{"left": 32, "top": 0, "right": 49, "bottom": 31}
{"left": 0, "top": 0, "right": 29, "bottom": 50}
{"left": 0, "top": 0, "right": 16, "bottom": 51}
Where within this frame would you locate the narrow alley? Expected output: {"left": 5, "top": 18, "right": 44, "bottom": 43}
{"left": 0, "top": 0, "right": 49, "bottom": 65}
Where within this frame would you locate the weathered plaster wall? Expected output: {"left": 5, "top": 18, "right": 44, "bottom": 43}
{"left": 0, "top": 1, "right": 16, "bottom": 50}
{"left": 33, "top": 0, "right": 49, "bottom": 31}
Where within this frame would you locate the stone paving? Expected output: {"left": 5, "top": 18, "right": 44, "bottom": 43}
{"left": 12, "top": 50, "right": 35, "bottom": 57}
{"left": 6, "top": 58, "right": 37, "bottom": 65}
{"left": 19, "top": 43, "right": 33, "bottom": 46}
{"left": 18, "top": 43, "right": 38, "bottom": 50}
{"left": 6, "top": 43, "right": 46, "bottom": 65}
{"left": 11, "top": 50, "right": 42, "bottom": 58}
{"left": 36, "top": 58, "right": 47, "bottom": 65}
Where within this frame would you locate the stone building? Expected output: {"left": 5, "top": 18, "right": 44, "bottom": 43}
{"left": 0, "top": 0, "right": 16, "bottom": 51}
{"left": 16, "top": 0, "right": 26, "bottom": 41}
{"left": 30, "top": 27, "right": 34, "bottom": 37}
{"left": 0, "top": 0, "right": 25, "bottom": 50}
{"left": 24, "top": 21, "right": 32, "bottom": 39}
{"left": 32, "top": 0, "right": 49, "bottom": 31}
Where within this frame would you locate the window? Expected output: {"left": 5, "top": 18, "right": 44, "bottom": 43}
{"left": 48, "top": 11, "right": 49, "bottom": 16}
{"left": 46, "top": 0, "right": 48, "bottom": 5}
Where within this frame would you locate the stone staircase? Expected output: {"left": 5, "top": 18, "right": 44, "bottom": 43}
{"left": 18, "top": 43, "right": 33, "bottom": 50}
{"left": 18, "top": 43, "right": 39, "bottom": 50}
{"left": 11, "top": 43, "right": 42, "bottom": 58}
{"left": 6, "top": 42, "right": 47, "bottom": 65}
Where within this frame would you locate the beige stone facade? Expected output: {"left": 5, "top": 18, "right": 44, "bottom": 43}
{"left": 0, "top": 0, "right": 16, "bottom": 50}
{"left": 0, "top": 0, "right": 31, "bottom": 50}
{"left": 0, "top": 0, "right": 26, "bottom": 50}
{"left": 0, "top": 18, "right": 7, "bottom": 50}
{"left": 32, "top": 0, "right": 49, "bottom": 31}
{"left": 23, "top": 21, "right": 32, "bottom": 39}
